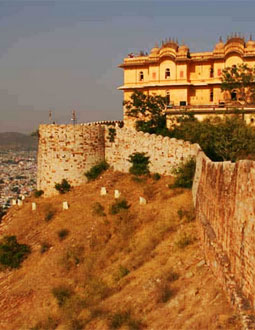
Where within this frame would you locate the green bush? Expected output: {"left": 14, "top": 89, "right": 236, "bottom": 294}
{"left": 58, "top": 229, "right": 69, "bottom": 241}
{"left": 152, "top": 173, "right": 161, "bottom": 181}
{"left": 52, "top": 285, "right": 72, "bottom": 307}
{"left": 40, "top": 242, "right": 51, "bottom": 254}
{"left": 128, "top": 152, "right": 150, "bottom": 176}
{"left": 85, "top": 161, "right": 109, "bottom": 181}
{"left": 114, "top": 265, "right": 130, "bottom": 281}
{"left": 169, "top": 116, "right": 255, "bottom": 162}
{"left": 92, "top": 202, "right": 106, "bottom": 217}
{"left": 171, "top": 158, "right": 196, "bottom": 189}
{"left": 34, "top": 190, "right": 44, "bottom": 198}
{"left": 0, "top": 235, "right": 31, "bottom": 269}
{"left": 45, "top": 209, "right": 56, "bottom": 222}
{"left": 60, "top": 245, "right": 84, "bottom": 270}
{"left": 175, "top": 233, "right": 193, "bottom": 249}
{"left": 160, "top": 285, "right": 174, "bottom": 303}
{"left": 55, "top": 179, "right": 71, "bottom": 194}
{"left": 167, "top": 271, "right": 180, "bottom": 282}
{"left": 109, "top": 199, "right": 130, "bottom": 215}
{"left": 109, "top": 311, "right": 141, "bottom": 330}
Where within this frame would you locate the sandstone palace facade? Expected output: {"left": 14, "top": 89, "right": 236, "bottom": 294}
{"left": 118, "top": 35, "right": 255, "bottom": 108}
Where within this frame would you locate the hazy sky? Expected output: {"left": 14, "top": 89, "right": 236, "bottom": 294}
{"left": 0, "top": 0, "right": 255, "bottom": 133}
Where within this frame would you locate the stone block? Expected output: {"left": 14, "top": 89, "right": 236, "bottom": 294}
{"left": 63, "top": 201, "right": 69, "bottom": 210}
{"left": 17, "top": 200, "right": 23, "bottom": 206}
{"left": 32, "top": 202, "right": 36, "bottom": 211}
{"left": 139, "top": 197, "right": 147, "bottom": 205}
{"left": 114, "top": 190, "right": 121, "bottom": 199}
{"left": 100, "top": 187, "right": 107, "bottom": 196}
{"left": 12, "top": 199, "right": 17, "bottom": 206}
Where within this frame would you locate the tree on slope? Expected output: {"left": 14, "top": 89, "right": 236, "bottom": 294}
{"left": 123, "top": 90, "right": 169, "bottom": 134}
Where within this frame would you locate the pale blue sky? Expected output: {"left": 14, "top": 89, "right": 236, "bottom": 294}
{"left": 0, "top": 0, "right": 255, "bottom": 132}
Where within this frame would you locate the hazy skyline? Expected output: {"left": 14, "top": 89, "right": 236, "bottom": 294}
{"left": 1, "top": 0, "right": 255, "bottom": 133}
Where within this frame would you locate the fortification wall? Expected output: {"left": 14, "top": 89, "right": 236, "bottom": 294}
{"left": 105, "top": 126, "right": 200, "bottom": 174}
{"left": 37, "top": 124, "right": 105, "bottom": 196}
{"left": 193, "top": 151, "right": 255, "bottom": 325}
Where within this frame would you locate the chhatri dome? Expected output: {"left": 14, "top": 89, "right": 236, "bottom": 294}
{"left": 178, "top": 43, "right": 189, "bottom": 52}
{"left": 214, "top": 36, "right": 224, "bottom": 50}
{"left": 150, "top": 43, "right": 160, "bottom": 55}
{"left": 246, "top": 34, "right": 255, "bottom": 48}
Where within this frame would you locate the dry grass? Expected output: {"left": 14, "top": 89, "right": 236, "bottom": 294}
{"left": 0, "top": 170, "right": 241, "bottom": 330}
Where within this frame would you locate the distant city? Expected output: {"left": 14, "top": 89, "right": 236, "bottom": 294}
{"left": 0, "top": 149, "right": 37, "bottom": 209}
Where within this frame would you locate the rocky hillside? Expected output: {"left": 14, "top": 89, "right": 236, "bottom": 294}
{"left": 0, "top": 132, "right": 37, "bottom": 150}
{"left": 0, "top": 171, "right": 241, "bottom": 330}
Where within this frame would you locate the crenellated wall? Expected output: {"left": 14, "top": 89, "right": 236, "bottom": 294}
{"left": 105, "top": 126, "right": 200, "bottom": 175}
{"left": 37, "top": 121, "right": 255, "bottom": 325}
{"left": 193, "top": 151, "right": 255, "bottom": 327}
{"left": 37, "top": 124, "right": 200, "bottom": 196}
{"left": 37, "top": 124, "right": 105, "bottom": 196}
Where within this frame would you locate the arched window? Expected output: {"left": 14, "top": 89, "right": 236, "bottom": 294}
{"left": 165, "top": 68, "right": 170, "bottom": 79}
{"left": 139, "top": 71, "right": 144, "bottom": 81}
{"left": 166, "top": 92, "right": 170, "bottom": 105}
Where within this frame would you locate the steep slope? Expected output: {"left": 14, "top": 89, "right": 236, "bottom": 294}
{"left": 0, "top": 171, "right": 241, "bottom": 330}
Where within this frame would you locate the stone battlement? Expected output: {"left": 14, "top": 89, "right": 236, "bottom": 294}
{"left": 37, "top": 124, "right": 105, "bottom": 196}
{"left": 37, "top": 123, "right": 200, "bottom": 196}
{"left": 37, "top": 121, "right": 255, "bottom": 326}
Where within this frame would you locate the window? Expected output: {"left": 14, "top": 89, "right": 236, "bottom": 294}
{"left": 210, "top": 90, "right": 214, "bottom": 102}
{"left": 166, "top": 92, "right": 170, "bottom": 105}
{"left": 210, "top": 66, "right": 214, "bottom": 78}
{"left": 139, "top": 71, "right": 144, "bottom": 81}
{"left": 152, "top": 72, "right": 156, "bottom": 80}
{"left": 165, "top": 68, "right": 170, "bottom": 79}
{"left": 217, "top": 68, "right": 222, "bottom": 76}
{"left": 231, "top": 90, "right": 237, "bottom": 101}
{"left": 180, "top": 70, "right": 184, "bottom": 78}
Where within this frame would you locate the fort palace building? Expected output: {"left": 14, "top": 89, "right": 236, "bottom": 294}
{"left": 118, "top": 35, "right": 255, "bottom": 110}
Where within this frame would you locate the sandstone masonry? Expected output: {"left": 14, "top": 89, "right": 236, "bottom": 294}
{"left": 37, "top": 121, "right": 255, "bottom": 327}
{"left": 193, "top": 151, "right": 255, "bottom": 329}
{"left": 37, "top": 123, "right": 199, "bottom": 196}
{"left": 37, "top": 124, "right": 105, "bottom": 196}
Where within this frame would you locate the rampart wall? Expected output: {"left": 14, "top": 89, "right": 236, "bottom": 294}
{"left": 193, "top": 151, "right": 255, "bottom": 327}
{"left": 37, "top": 124, "right": 105, "bottom": 196}
{"left": 37, "top": 124, "right": 200, "bottom": 196}
{"left": 37, "top": 121, "right": 255, "bottom": 325}
{"left": 105, "top": 126, "right": 200, "bottom": 174}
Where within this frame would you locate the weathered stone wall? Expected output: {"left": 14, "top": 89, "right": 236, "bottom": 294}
{"left": 105, "top": 126, "right": 200, "bottom": 175}
{"left": 193, "top": 151, "right": 255, "bottom": 326}
{"left": 37, "top": 124, "right": 105, "bottom": 196}
{"left": 37, "top": 124, "right": 200, "bottom": 196}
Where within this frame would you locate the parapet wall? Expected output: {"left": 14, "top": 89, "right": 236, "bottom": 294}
{"left": 193, "top": 151, "right": 255, "bottom": 325}
{"left": 37, "top": 124, "right": 200, "bottom": 196}
{"left": 37, "top": 124, "right": 105, "bottom": 196}
{"left": 105, "top": 126, "right": 200, "bottom": 175}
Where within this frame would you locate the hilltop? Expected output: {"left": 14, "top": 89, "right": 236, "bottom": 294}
{"left": 0, "top": 171, "right": 241, "bottom": 330}
{"left": 0, "top": 132, "right": 37, "bottom": 151}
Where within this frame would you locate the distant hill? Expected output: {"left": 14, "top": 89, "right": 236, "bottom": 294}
{"left": 0, "top": 132, "right": 37, "bottom": 151}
